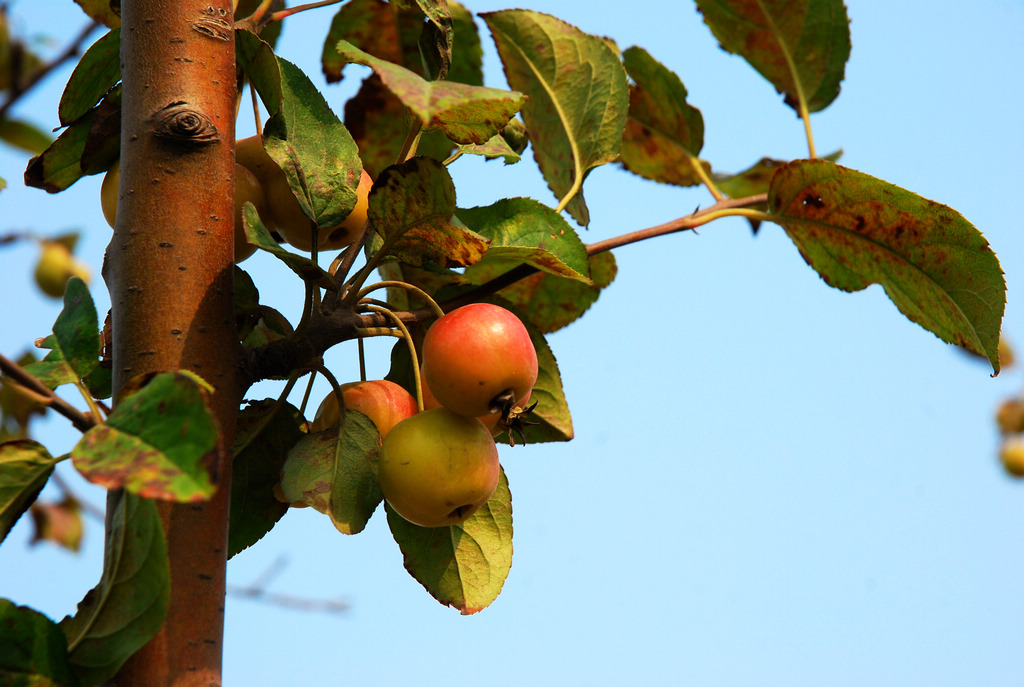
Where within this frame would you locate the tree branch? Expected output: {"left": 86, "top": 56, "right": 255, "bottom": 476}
{"left": 0, "top": 19, "right": 101, "bottom": 122}
{"left": 244, "top": 193, "right": 771, "bottom": 384}
{"left": 0, "top": 353, "right": 95, "bottom": 432}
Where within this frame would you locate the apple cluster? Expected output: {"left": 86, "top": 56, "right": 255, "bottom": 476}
{"left": 313, "top": 303, "right": 538, "bottom": 528}
{"left": 99, "top": 135, "right": 373, "bottom": 262}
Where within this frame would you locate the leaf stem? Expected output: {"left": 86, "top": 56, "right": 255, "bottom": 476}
{"left": 689, "top": 155, "right": 724, "bottom": 201}
{"left": 799, "top": 99, "right": 817, "bottom": 159}
{"left": 397, "top": 120, "right": 423, "bottom": 164}
{"left": 74, "top": 380, "right": 105, "bottom": 425}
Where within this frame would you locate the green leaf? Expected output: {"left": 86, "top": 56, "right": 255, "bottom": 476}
{"left": 71, "top": 372, "right": 220, "bottom": 501}
{"left": 238, "top": 30, "right": 362, "bottom": 230}
{"left": 229, "top": 400, "right": 305, "bottom": 558}
{"left": 459, "top": 198, "right": 592, "bottom": 283}
{"left": 61, "top": 493, "right": 168, "bottom": 686}
{"left": 386, "top": 468, "right": 512, "bottom": 614}
{"left": 334, "top": 39, "right": 524, "bottom": 146}
{"left": 0, "top": 440, "right": 57, "bottom": 546}
{"left": 241, "top": 203, "right": 337, "bottom": 291}
{"left": 506, "top": 305, "right": 573, "bottom": 442}
{"left": 24, "top": 115, "right": 92, "bottom": 193}
{"left": 279, "top": 411, "right": 382, "bottom": 535}
{"left": 464, "top": 251, "right": 617, "bottom": 335}
{"left": 24, "top": 87, "right": 120, "bottom": 192}
{"left": 768, "top": 159, "right": 1006, "bottom": 372}
{"left": 695, "top": 0, "right": 850, "bottom": 113}
{"left": 72, "top": 1, "right": 120, "bottom": 28}
{"left": 59, "top": 28, "right": 121, "bottom": 127}
{"left": 482, "top": 10, "right": 628, "bottom": 226}
{"left": 368, "top": 157, "right": 490, "bottom": 269}
{"left": 23, "top": 277, "right": 100, "bottom": 388}
{"left": 620, "top": 46, "right": 705, "bottom": 187}
{"left": 0, "top": 118, "right": 52, "bottom": 155}
{"left": 453, "top": 134, "right": 522, "bottom": 164}
{"left": 0, "top": 600, "right": 80, "bottom": 687}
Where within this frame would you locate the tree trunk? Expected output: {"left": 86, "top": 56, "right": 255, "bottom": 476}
{"left": 103, "top": 2, "right": 240, "bottom": 685}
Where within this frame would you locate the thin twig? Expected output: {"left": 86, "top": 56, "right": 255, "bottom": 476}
{"left": 0, "top": 20, "right": 102, "bottom": 122}
{"left": 0, "top": 353, "right": 95, "bottom": 432}
{"left": 226, "top": 555, "right": 350, "bottom": 615}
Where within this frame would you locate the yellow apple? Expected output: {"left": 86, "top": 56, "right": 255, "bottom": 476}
{"left": 378, "top": 408, "right": 500, "bottom": 528}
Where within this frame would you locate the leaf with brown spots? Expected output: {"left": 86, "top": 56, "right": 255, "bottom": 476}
{"left": 278, "top": 410, "right": 381, "bottom": 535}
{"left": 368, "top": 157, "right": 490, "bottom": 269}
{"left": 71, "top": 372, "right": 220, "bottom": 501}
{"left": 482, "top": 10, "right": 628, "bottom": 226}
{"left": 620, "top": 46, "right": 706, "bottom": 187}
{"left": 696, "top": 0, "right": 850, "bottom": 113}
{"left": 334, "top": 39, "right": 523, "bottom": 146}
{"left": 768, "top": 159, "right": 1006, "bottom": 372}
{"left": 387, "top": 468, "right": 512, "bottom": 614}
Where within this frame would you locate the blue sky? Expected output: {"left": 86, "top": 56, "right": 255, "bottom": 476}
{"left": 2, "top": 1, "right": 1024, "bottom": 685}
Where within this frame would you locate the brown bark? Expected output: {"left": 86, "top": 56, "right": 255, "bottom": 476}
{"left": 103, "top": 2, "right": 241, "bottom": 685}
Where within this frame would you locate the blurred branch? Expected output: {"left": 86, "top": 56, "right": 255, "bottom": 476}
{"left": 227, "top": 555, "right": 350, "bottom": 615}
{"left": 0, "top": 19, "right": 102, "bottom": 122}
{"left": 0, "top": 353, "right": 96, "bottom": 432}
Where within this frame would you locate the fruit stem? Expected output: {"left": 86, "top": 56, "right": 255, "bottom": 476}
{"left": 362, "top": 304, "right": 425, "bottom": 412}
{"left": 355, "top": 281, "right": 445, "bottom": 319}
{"left": 297, "top": 370, "right": 317, "bottom": 417}
{"left": 313, "top": 362, "right": 347, "bottom": 426}
{"left": 358, "top": 338, "right": 367, "bottom": 382}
